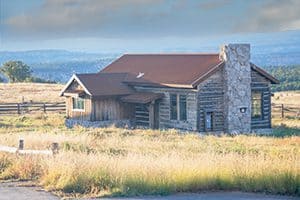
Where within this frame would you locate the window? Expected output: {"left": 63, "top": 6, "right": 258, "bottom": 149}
{"left": 251, "top": 91, "right": 262, "bottom": 118}
{"left": 72, "top": 97, "right": 84, "bottom": 110}
{"left": 170, "top": 94, "right": 177, "bottom": 120}
{"left": 179, "top": 95, "right": 187, "bottom": 120}
{"left": 170, "top": 94, "right": 187, "bottom": 121}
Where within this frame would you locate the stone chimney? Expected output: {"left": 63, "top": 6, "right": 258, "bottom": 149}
{"left": 220, "top": 44, "right": 251, "bottom": 134}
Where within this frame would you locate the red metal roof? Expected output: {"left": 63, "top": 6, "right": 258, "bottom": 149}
{"left": 61, "top": 53, "right": 279, "bottom": 98}
{"left": 101, "top": 54, "right": 223, "bottom": 88}
{"left": 75, "top": 73, "right": 134, "bottom": 97}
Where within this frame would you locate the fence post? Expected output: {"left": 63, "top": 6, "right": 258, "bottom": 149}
{"left": 18, "top": 139, "right": 24, "bottom": 150}
{"left": 51, "top": 142, "right": 59, "bottom": 155}
{"left": 281, "top": 104, "right": 284, "bottom": 118}
{"left": 43, "top": 103, "right": 46, "bottom": 113}
{"left": 17, "top": 103, "right": 20, "bottom": 114}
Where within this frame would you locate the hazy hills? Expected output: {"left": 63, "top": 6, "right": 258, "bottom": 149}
{"left": 0, "top": 50, "right": 118, "bottom": 82}
{"left": 1, "top": 30, "right": 300, "bottom": 83}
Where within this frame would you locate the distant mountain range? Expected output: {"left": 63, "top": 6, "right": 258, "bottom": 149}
{"left": 1, "top": 30, "right": 300, "bottom": 83}
{"left": 0, "top": 50, "right": 119, "bottom": 83}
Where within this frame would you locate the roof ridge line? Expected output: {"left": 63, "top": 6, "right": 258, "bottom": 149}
{"left": 122, "top": 53, "right": 219, "bottom": 56}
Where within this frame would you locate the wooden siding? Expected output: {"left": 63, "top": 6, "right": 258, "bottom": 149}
{"left": 251, "top": 70, "right": 271, "bottom": 129}
{"left": 66, "top": 95, "right": 92, "bottom": 121}
{"left": 66, "top": 79, "right": 84, "bottom": 91}
{"left": 91, "top": 98, "right": 135, "bottom": 121}
{"left": 65, "top": 79, "right": 92, "bottom": 120}
{"left": 134, "top": 86, "right": 198, "bottom": 131}
{"left": 197, "top": 68, "right": 225, "bottom": 132}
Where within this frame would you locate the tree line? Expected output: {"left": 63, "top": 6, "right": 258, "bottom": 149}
{"left": 0, "top": 61, "right": 55, "bottom": 83}
{"left": 264, "top": 65, "right": 300, "bottom": 92}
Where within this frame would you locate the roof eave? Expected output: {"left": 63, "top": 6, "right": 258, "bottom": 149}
{"left": 59, "top": 74, "right": 93, "bottom": 97}
{"left": 91, "top": 93, "right": 132, "bottom": 99}
{"left": 250, "top": 63, "right": 280, "bottom": 84}
{"left": 121, "top": 93, "right": 164, "bottom": 104}
{"left": 124, "top": 81, "right": 194, "bottom": 89}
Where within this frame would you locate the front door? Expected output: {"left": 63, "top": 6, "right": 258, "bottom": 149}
{"left": 205, "top": 112, "right": 213, "bottom": 131}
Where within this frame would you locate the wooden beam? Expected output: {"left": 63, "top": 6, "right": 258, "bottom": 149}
{"left": 149, "top": 101, "right": 155, "bottom": 129}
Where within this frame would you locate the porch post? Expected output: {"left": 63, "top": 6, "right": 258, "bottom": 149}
{"left": 149, "top": 101, "right": 155, "bottom": 129}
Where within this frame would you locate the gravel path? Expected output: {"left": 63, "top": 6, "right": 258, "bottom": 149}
{"left": 0, "top": 182, "right": 299, "bottom": 200}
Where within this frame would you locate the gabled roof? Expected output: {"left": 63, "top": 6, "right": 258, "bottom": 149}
{"left": 60, "top": 73, "right": 134, "bottom": 97}
{"left": 61, "top": 53, "right": 279, "bottom": 98}
{"left": 250, "top": 63, "right": 279, "bottom": 84}
{"left": 101, "top": 54, "right": 223, "bottom": 88}
{"left": 101, "top": 54, "right": 279, "bottom": 87}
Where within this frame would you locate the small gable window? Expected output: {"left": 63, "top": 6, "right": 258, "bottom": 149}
{"left": 170, "top": 94, "right": 187, "bottom": 121}
{"left": 251, "top": 91, "right": 262, "bottom": 118}
{"left": 72, "top": 97, "right": 84, "bottom": 110}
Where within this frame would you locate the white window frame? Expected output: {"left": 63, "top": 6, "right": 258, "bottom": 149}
{"left": 72, "top": 97, "right": 85, "bottom": 112}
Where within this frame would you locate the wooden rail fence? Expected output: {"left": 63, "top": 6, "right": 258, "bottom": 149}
{"left": 0, "top": 102, "right": 298, "bottom": 118}
{"left": 0, "top": 102, "right": 65, "bottom": 115}
{"left": 272, "top": 103, "right": 300, "bottom": 119}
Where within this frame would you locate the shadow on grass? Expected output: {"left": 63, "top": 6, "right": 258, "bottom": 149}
{"left": 264, "top": 126, "right": 300, "bottom": 137}
{"left": 0, "top": 122, "right": 14, "bottom": 128}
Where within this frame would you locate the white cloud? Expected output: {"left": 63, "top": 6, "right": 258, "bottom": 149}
{"left": 4, "top": 0, "right": 239, "bottom": 40}
{"left": 235, "top": 0, "right": 300, "bottom": 32}
{"left": 4, "top": 0, "right": 300, "bottom": 41}
{"left": 4, "top": 0, "right": 163, "bottom": 38}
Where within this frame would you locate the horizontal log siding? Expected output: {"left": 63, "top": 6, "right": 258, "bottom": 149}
{"left": 66, "top": 95, "right": 92, "bottom": 121}
{"left": 91, "top": 98, "right": 135, "bottom": 121}
{"left": 197, "top": 69, "right": 225, "bottom": 132}
{"left": 135, "top": 104, "right": 150, "bottom": 127}
{"left": 251, "top": 70, "right": 271, "bottom": 129}
{"left": 134, "top": 87, "right": 198, "bottom": 131}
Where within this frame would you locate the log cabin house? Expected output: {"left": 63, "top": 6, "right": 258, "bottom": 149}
{"left": 60, "top": 44, "right": 279, "bottom": 133}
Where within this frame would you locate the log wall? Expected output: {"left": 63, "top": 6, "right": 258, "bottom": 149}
{"left": 134, "top": 87, "right": 198, "bottom": 131}
{"left": 197, "top": 68, "right": 225, "bottom": 132}
{"left": 251, "top": 70, "right": 272, "bottom": 129}
{"left": 135, "top": 104, "right": 150, "bottom": 127}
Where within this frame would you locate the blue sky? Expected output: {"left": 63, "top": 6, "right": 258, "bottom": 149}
{"left": 0, "top": 0, "right": 300, "bottom": 52}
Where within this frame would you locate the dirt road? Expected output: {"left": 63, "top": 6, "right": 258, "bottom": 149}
{"left": 0, "top": 182, "right": 298, "bottom": 200}
{"left": 0, "top": 182, "right": 59, "bottom": 200}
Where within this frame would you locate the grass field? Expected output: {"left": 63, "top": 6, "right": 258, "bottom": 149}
{"left": 272, "top": 91, "right": 300, "bottom": 106}
{"left": 0, "top": 114, "right": 299, "bottom": 198}
{"left": 0, "top": 83, "right": 299, "bottom": 198}
{"left": 0, "top": 83, "right": 64, "bottom": 103}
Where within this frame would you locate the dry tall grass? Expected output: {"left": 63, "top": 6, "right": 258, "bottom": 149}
{"left": 0, "top": 114, "right": 299, "bottom": 197}
{"left": 272, "top": 91, "right": 300, "bottom": 106}
{"left": 0, "top": 83, "right": 64, "bottom": 103}
{"left": 0, "top": 85, "right": 299, "bottom": 197}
